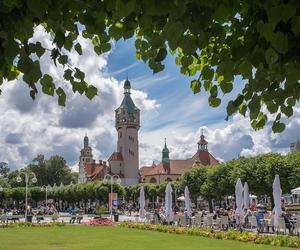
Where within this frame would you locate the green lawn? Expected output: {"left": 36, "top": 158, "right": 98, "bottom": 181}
{"left": 0, "top": 226, "right": 292, "bottom": 250}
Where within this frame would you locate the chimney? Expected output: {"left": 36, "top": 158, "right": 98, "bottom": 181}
{"left": 103, "top": 161, "right": 106, "bottom": 166}
{"left": 99, "top": 160, "right": 103, "bottom": 165}
{"left": 93, "top": 159, "right": 96, "bottom": 164}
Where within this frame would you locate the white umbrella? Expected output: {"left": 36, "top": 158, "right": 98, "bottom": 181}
{"left": 243, "top": 182, "right": 250, "bottom": 210}
{"left": 235, "top": 178, "right": 244, "bottom": 224}
{"left": 165, "top": 182, "right": 173, "bottom": 224}
{"left": 184, "top": 186, "right": 192, "bottom": 217}
{"left": 273, "top": 174, "right": 282, "bottom": 227}
{"left": 139, "top": 186, "right": 146, "bottom": 220}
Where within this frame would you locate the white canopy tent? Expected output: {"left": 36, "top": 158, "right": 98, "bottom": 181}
{"left": 291, "top": 187, "right": 300, "bottom": 195}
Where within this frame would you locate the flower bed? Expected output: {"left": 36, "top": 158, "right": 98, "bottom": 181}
{"left": 120, "top": 222, "right": 300, "bottom": 248}
{"left": 83, "top": 218, "right": 113, "bottom": 226}
{"left": 0, "top": 222, "right": 66, "bottom": 228}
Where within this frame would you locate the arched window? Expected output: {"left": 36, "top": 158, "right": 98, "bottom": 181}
{"left": 150, "top": 177, "right": 157, "bottom": 183}
{"left": 165, "top": 178, "right": 172, "bottom": 182}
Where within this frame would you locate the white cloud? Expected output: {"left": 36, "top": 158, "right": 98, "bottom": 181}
{"left": 0, "top": 26, "right": 158, "bottom": 171}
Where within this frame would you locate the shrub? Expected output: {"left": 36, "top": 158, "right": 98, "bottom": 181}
{"left": 120, "top": 222, "right": 300, "bottom": 248}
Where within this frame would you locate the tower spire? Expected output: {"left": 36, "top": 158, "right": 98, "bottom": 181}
{"left": 124, "top": 77, "right": 131, "bottom": 93}
{"left": 198, "top": 129, "right": 208, "bottom": 151}
{"left": 84, "top": 134, "right": 89, "bottom": 148}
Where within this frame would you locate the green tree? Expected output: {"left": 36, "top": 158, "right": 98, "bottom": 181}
{"left": 27, "top": 155, "right": 76, "bottom": 186}
{"left": 1, "top": 1, "right": 299, "bottom": 132}
{"left": 180, "top": 166, "right": 208, "bottom": 205}
{"left": 0, "top": 162, "right": 10, "bottom": 177}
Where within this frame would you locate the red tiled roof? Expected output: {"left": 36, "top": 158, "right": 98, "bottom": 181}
{"left": 140, "top": 159, "right": 195, "bottom": 177}
{"left": 191, "top": 150, "right": 219, "bottom": 166}
{"left": 108, "top": 152, "right": 123, "bottom": 161}
{"left": 85, "top": 161, "right": 106, "bottom": 180}
{"left": 140, "top": 150, "right": 219, "bottom": 177}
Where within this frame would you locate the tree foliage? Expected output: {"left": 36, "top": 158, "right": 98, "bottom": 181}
{"left": 0, "top": 162, "right": 10, "bottom": 177}
{"left": 26, "top": 154, "right": 77, "bottom": 186}
{"left": 0, "top": 0, "right": 299, "bottom": 132}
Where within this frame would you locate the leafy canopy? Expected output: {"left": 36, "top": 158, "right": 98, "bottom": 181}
{"left": 0, "top": 0, "right": 300, "bottom": 132}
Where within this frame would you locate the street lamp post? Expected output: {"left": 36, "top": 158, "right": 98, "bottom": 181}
{"left": 104, "top": 174, "right": 121, "bottom": 219}
{"left": 41, "top": 185, "right": 52, "bottom": 205}
{"left": 16, "top": 172, "right": 37, "bottom": 221}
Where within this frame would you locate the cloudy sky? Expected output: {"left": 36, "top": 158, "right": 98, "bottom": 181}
{"left": 1, "top": 26, "right": 300, "bottom": 171}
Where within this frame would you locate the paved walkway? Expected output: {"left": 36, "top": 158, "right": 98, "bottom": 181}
{"left": 5, "top": 213, "right": 138, "bottom": 224}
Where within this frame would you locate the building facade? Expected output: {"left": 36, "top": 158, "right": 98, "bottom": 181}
{"left": 108, "top": 79, "right": 140, "bottom": 185}
{"left": 290, "top": 139, "right": 300, "bottom": 152}
{"left": 140, "top": 132, "right": 219, "bottom": 183}
{"left": 78, "top": 135, "right": 93, "bottom": 183}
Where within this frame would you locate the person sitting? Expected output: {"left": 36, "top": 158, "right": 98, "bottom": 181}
{"left": 282, "top": 212, "right": 293, "bottom": 234}
{"left": 36, "top": 210, "right": 44, "bottom": 223}
{"left": 153, "top": 209, "right": 161, "bottom": 224}
{"left": 69, "top": 209, "right": 76, "bottom": 224}
{"left": 76, "top": 210, "right": 84, "bottom": 224}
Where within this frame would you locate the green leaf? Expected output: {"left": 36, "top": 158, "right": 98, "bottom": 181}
{"left": 272, "top": 121, "right": 286, "bottom": 133}
{"left": 54, "top": 30, "right": 65, "bottom": 49}
{"left": 155, "top": 48, "right": 167, "bottom": 62}
{"left": 56, "top": 87, "right": 66, "bottom": 106}
{"left": 227, "top": 101, "right": 238, "bottom": 116}
{"left": 204, "top": 81, "right": 212, "bottom": 91}
{"left": 239, "top": 103, "right": 247, "bottom": 116}
{"left": 256, "top": 112, "right": 267, "bottom": 129}
{"left": 271, "top": 32, "right": 288, "bottom": 54}
{"left": 265, "top": 48, "right": 278, "bottom": 65}
{"left": 64, "top": 34, "right": 74, "bottom": 51}
{"left": 208, "top": 96, "right": 221, "bottom": 107}
{"left": 292, "top": 17, "right": 300, "bottom": 36}
{"left": 63, "top": 69, "right": 73, "bottom": 81}
{"left": 75, "top": 43, "right": 82, "bottom": 55}
{"left": 190, "top": 80, "right": 201, "bottom": 94}
{"left": 26, "top": 0, "right": 47, "bottom": 16}
{"left": 219, "top": 81, "right": 233, "bottom": 94}
{"left": 281, "top": 105, "right": 293, "bottom": 117}
{"left": 201, "top": 66, "right": 214, "bottom": 81}
{"left": 181, "top": 56, "right": 193, "bottom": 67}
{"left": 74, "top": 68, "right": 85, "bottom": 80}
{"left": 266, "top": 101, "right": 278, "bottom": 114}
{"left": 238, "top": 60, "right": 252, "bottom": 79}
{"left": 116, "top": 0, "right": 136, "bottom": 18}
{"left": 35, "top": 42, "right": 45, "bottom": 58}
{"left": 213, "top": 5, "right": 228, "bottom": 22}
{"left": 85, "top": 85, "right": 98, "bottom": 100}
{"left": 50, "top": 48, "right": 59, "bottom": 66}
{"left": 58, "top": 55, "right": 68, "bottom": 65}
{"left": 40, "top": 74, "right": 55, "bottom": 96}
{"left": 210, "top": 85, "right": 218, "bottom": 97}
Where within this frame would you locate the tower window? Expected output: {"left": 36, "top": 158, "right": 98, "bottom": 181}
{"left": 119, "top": 132, "right": 122, "bottom": 138}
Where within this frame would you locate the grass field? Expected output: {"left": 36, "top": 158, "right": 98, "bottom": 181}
{"left": 0, "top": 226, "right": 292, "bottom": 250}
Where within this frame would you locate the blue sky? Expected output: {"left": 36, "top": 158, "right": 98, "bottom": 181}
{"left": 0, "top": 27, "right": 299, "bottom": 171}
{"left": 107, "top": 38, "right": 226, "bottom": 131}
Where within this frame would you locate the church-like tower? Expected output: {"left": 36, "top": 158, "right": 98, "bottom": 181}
{"left": 114, "top": 78, "right": 140, "bottom": 185}
{"left": 78, "top": 135, "right": 93, "bottom": 183}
